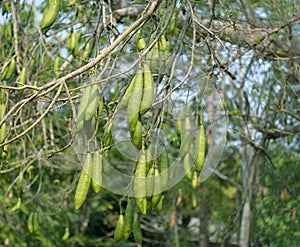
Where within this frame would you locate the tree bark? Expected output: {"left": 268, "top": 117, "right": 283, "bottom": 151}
{"left": 239, "top": 200, "right": 251, "bottom": 247}
{"left": 199, "top": 198, "right": 210, "bottom": 247}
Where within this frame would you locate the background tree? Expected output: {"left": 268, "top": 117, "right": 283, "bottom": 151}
{"left": 0, "top": 0, "right": 299, "bottom": 246}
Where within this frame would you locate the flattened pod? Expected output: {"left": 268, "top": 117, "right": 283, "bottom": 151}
{"left": 151, "top": 168, "right": 162, "bottom": 207}
{"left": 135, "top": 29, "right": 146, "bottom": 51}
{"left": 19, "top": 67, "right": 26, "bottom": 84}
{"left": 123, "top": 198, "right": 134, "bottom": 240}
{"left": 41, "top": 0, "right": 60, "bottom": 34}
{"left": 140, "top": 64, "right": 154, "bottom": 115}
{"left": 114, "top": 214, "right": 124, "bottom": 243}
{"left": 194, "top": 124, "right": 205, "bottom": 172}
{"left": 155, "top": 194, "right": 164, "bottom": 215}
{"left": 119, "top": 75, "right": 136, "bottom": 110}
{"left": 3, "top": 57, "right": 16, "bottom": 80}
{"left": 33, "top": 212, "right": 40, "bottom": 233}
{"left": 159, "top": 148, "right": 169, "bottom": 190}
{"left": 191, "top": 171, "right": 198, "bottom": 190}
{"left": 191, "top": 190, "right": 198, "bottom": 208}
{"left": 84, "top": 83, "right": 100, "bottom": 121}
{"left": 92, "top": 151, "right": 102, "bottom": 193}
{"left": 28, "top": 213, "right": 34, "bottom": 233}
{"left": 74, "top": 153, "right": 92, "bottom": 210}
{"left": 83, "top": 43, "right": 91, "bottom": 61}
{"left": 183, "top": 153, "right": 193, "bottom": 180}
{"left": 62, "top": 227, "right": 70, "bottom": 241}
{"left": 134, "top": 152, "right": 147, "bottom": 214}
{"left": 133, "top": 214, "right": 143, "bottom": 244}
{"left": 0, "top": 123, "right": 6, "bottom": 141}
{"left": 146, "top": 166, "right": 155, "bottom": 197}
{"left": 175, "top": 111, "right": 184, "bottom": 135}
{"left": 66, "top": 30, "right": 73, "bottom": 52}
{"left": 103, "top": 121, "right": 113, "bottom": 147}
{"left": 179, "top": 109, "right": 191, "bottom": 157}
{"left": 76, "top": 85, "right": 92, "bottom": 132}
{"left": 127, "top": 69, "right": 143, "bottom": 133}
{"left": 73, "top": 29, "right": 82, "bottom": 57}
{"left": 54, "top": 56, "right": 60, "bottom": 78}
{"left": 131, "top": 119, "right": 142, "bottom": 149}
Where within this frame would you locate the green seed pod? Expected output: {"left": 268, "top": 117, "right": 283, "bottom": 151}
{"left": 194, "top": 124, "right": 206, "bottom": 172}
{"left": 123, "top": 198, "right": 134, "bottom": 240}
{"left": 175, "top": 111, "right": 184, "bottom": 135}
{"left": 179, "top": 109, "right": 191, "bottom": 157}
{"left": 169, "top": 13, "right": 177, "bottom": 34}
{"left": 62, "top": 226, "right": 70, "bottom": 241}
{"left": 131, "top": 119, "right": 142, "bottom": 149}
{"left": 76, "top": 85, "right": 92, "bottom": 132}
{"left": 135, "top": 29, "right": 146, "bottom": 51}
{"left": 2, "top": 57, "right": 16, "bottom": 81}
{"left": 0, "top": 102, "right": 5, "bottom": 117}
{"left": 33, "top": 212, "right": 40, "bottom": 233}
{"left": 127, "top": 69, "right": 143, "bottom": 133}
{"left": 92, "top": 151, "right": 102, "bottom": 193}
{"left": 54, "top": 56, "right": 60, "bottom": 78}
{"left": 191, "top": 190, "right": 198, "bottom": 208}
{"left": 191, "top": 171, "right": 198, "bottom": 190}
{"left": 103, "top": 120, "right": 113, "bottom": 147}
{"left": 140, "top": 63, "right": 154, "bottom": 115}
{"left": 83, "top": 42, "right": 91, "bottom": 61}
{"left": 133, "top": 214, "right": 143, "bottom": 244}
{"left": 19, "top": 67, "right": 26, "bottom": 84}
{"left": 151, "top": 168, "right": 162, "bottom": 207}
{"left": 73, "top": 29, "right": 82, "bottom": 57}
{"left": 74, "top": 153, "right": 92, "bottom": 210}
{"left": 183, "top": 153, "right": 193, "bottom": 180}
{"left": 66, "top": 29, "right": 73, "bottom": 52}
{"left": 2, "top": 2, "right": 10, "bottom": 16}
{"left": 10, "top": 197, "right": 21, "bottom": 212}
{"left": 0, "top": 122, "right": 6, "bottom": 142}
{"left": 160, "top": 35, "right": 170, "bottom": 53}
{"left": 146, "top": 166, "right": 155, "bottom": 197}
{"left": 134, "top": 152, "right": 147, "bottom": 214}
{"left": 114, "top": 214, "right": 124, "bottom": 243}
{"left": 41, "top": 0, "right": 60, "bottom": 34}
{"left": 158, "top": 148, "right": 169, "bottom": 191}
{"left": 27, "top": 213, "right": 34, "bottom": 233}
{"left": 84, "top": 83, "right": 100, "bottom": 121}
{"left": 155, "top": 194, "right": 164, "bottom": 215}
{"left": 119, "top": 75, "right": 136, "bottom": 110}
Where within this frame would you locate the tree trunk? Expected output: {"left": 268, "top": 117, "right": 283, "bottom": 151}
{"left": 199, "top": 198, "right": 209, "bottom": 247}
{"left": 239, "top": 200, "right": 251, "bottom": 247}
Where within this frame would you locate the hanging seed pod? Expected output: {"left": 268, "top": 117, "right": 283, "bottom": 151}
{"left": 133, "top": 214, "right": 143, "bottom": 244}
{"left": 127, "top": 69, "right": 143, "bottom": 133}
{"left": 41, "top": 0, "right": 60, "bottom": 34}
{"left": 179, "top": 108, "right": 191, "bottom": 157}
{"left": 191, "top": 171, "right": 198, "bottom": 190}
{"left": 91, "top": 151, "right": 102, "bottom": 193}
{"left": 151, "top": 168, "right": 162, "bottom": 207}
{"left": 84, "top": 83, "right": 100, "bottom": 121}
{"left": 159, "top": 148, "right": 169, "bottom": 191}
{"left": 140, "top": 63, "right": 154, "bottom": 115}
{"left": 19, "top": 67, "right": 26, "bottom": 84}
{"left": 114, "top": 214, "right": 124, "bottom": 243}
{"left": 194, "top": 111, "right": 206, "bottom": 172}
{"left": 155, "top": 194, "right": 165, "bottom": 215}
{"left": 74, "top": 153, "right": 92, "bottom": 210}
{"left": 131, "top": 119, "right": 142, "bottom": 149}
{"left": 123, "top": 198, "right": 134, "bottom": 240}
{"left": 134, "top": 152, "right": 147, "bottom": 215}
{"left": 183, "top": 153, "right": 193, "bottom": 180}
